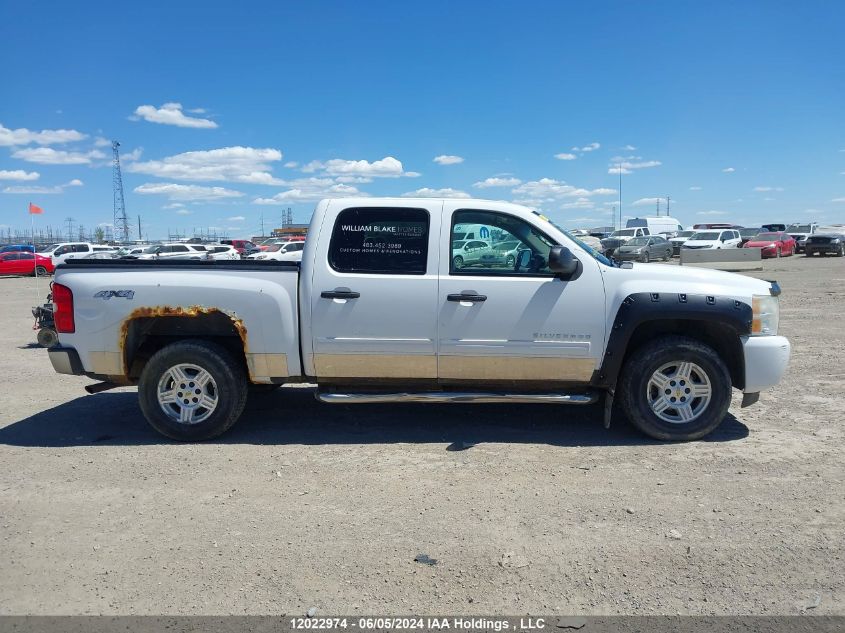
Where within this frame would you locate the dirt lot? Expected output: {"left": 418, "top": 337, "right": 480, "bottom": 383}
{"left": 0, "top": 256, "right": 843, "bottom": 616}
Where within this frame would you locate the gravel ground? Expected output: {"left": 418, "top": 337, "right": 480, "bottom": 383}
{"left": 0, "top": 256, "right": 842, "bottom": 615}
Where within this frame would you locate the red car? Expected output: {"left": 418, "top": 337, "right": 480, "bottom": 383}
{"left": 742, "top": 231, "right": 796, "bottom": 258}
{"left": 0, "top": 251, "right": 55, "bottom": 275}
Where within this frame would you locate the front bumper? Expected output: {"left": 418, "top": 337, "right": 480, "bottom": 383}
{"left": 615, "top": 252, "right": 643, "bottom": 261}
{"left": 806, "top": 244, "right": 841, "bottom": 254}
{"left": 741, "top": 335, "right": 791, "bottom": 394}
{"left": 48, "top": 346, "right": 84, "bottom": 375}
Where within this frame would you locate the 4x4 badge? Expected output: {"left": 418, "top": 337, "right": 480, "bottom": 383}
{"left": 94, "top": 290, "right": 135, "bottom": 300}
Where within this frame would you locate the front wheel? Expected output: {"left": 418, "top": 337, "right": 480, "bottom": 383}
{"left": 642, "top": 252, "right": 650, "bottom": 263}
{"left": 138, "top": 340, "right": 248, "bottom": 441}
{"left": 619, "top": 335, "right": 732, "bottom": 441}
{"left": 452, "top": 255, "right": 464, "bottom": 270}
{"left": 505, "top": 254, "right": 515, "bottom": 267}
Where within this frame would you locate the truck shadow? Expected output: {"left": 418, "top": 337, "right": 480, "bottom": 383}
{"left": 0, "top": 388, "right": 749, "bottom": 448}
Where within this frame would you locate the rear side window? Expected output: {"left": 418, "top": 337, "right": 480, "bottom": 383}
{"left": 329, "top": 207, "right": 429, "bottom": 275}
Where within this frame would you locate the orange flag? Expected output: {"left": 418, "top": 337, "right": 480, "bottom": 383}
{"left": 29, "top": 202, "right": 44, "bottom": 215}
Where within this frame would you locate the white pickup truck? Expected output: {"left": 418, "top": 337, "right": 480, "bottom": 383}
{"left": 47, "top": 198, "right": 791, "bottom": 442}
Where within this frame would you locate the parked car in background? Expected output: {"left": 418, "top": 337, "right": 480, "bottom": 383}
{"left": 805, "top": 229, "right": 845, "bottom": 257}
{"left": 614, "top": 235, "right": 673, "bottom": 263}
{"left": 490, "top": 240, "right": 523, "bottom": 267}
{"left": 258, "top": 236, "right": 305, "bottom": 251}
{"left": 0, "top": 244, "right": 35, "bottom": 254}
{"left": 451, "top": 239, "right": 499, "bottom": 269}
{"left": 739, "top": 228, "right": 763, "bottom": 246}
{"left": 743, "top": 232, "right": 796, "bottom": 258}
{"left": 786, "top": 223, "right": 818, "bottom": 253}
{"left": 0, "top": 252, "right": 55, "bottom": 276}
{"left": 761, "top": 223, "right": 787, "bottom": 232}
{"left": 588, "top": 226, "right": 615, "bottom": 239}
{"left": 117, "top": 245, "right": 151, "bottom": 258}
{"left": 205, "top": 245, "right": 241, "bottom": 260}
{"left": 626, "top": 216, "right": 684, "bottom": 236}
{"left": 600, "top": 227, "right": 651, "bottom": 256}
{"left": 221, "top": 239, "right": 260, "bottom": 258}
{"left": 669, "top": 230, "right": 696, "bottom": 255}
{"left": 249, "top": 241, "right": 306, "bottom": 261}
{"left": 136, "top": 243, "right": 209, "bottom": 260}
{"left": 576, "top": 235, "right": 604, "bottom": 254}
{"left": 37, "top": 242, "right": 99, "bottom": 266}
{"left": 692, "top": 223, "right": 741, "bottom": 230}
{"left": 682, "top": 229, "right": 742, "bottom": 250}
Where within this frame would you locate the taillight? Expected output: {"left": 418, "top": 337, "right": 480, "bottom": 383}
{"left": 52, "top": 283, "right": 75, "bottom": 333}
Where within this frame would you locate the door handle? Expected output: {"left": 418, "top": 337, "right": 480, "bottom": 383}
{"left": 447, "top": 293, "right": 487, "bottom": 302}
{"left": 321, "top": 290, "right": 360, "bottom": 299}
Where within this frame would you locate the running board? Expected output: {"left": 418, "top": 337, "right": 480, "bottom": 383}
{"left": 316, "top": 391, "right": 599, "bottom": 405}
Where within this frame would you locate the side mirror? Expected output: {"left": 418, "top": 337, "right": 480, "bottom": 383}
{"left": 548, "top": 246, "right": 579, "bottom": 277}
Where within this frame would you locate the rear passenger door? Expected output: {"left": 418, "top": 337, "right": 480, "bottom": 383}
{"left": 308, "top": 202, "right": 442, "bottom": 381}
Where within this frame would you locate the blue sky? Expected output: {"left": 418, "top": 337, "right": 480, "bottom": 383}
{"left": 1, "top": 0, "right": 844, "bottom": 239}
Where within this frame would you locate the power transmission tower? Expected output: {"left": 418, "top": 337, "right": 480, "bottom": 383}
{"left": 282, "top": 207, "right": 293, "bottom": 227}
{"left": 65, "top": 217, "right": 75, "bottom": 241}
{"left": 112, "top": 141, "right": 130, "bottom": 243}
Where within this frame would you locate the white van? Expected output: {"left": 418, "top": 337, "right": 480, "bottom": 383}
{"left": 626, "top": 216, "right": 684, "bottom": 236}
{"left": 37, "top": 242, "right": 111, "bottom": 266}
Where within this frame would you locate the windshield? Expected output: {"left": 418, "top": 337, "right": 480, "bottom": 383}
{"left": 675, "top": 231, "right": 694, "bottom": 238}
{"left": 530, "top": 211, "right": 615, "bottom": 267}
{"left": 452, "top": 240, "right": 466, "bottom": 250}
{"left": 37, "top": 244, "right": 58, "bottom": 253}
{"left": 786, "top": 224, "right": 811, "bottom": 233}
{"left": 627, "top": 237, "right": 650, "bottom": 246}
{"left": 611, "top": 229, "right": 637, "bottom": 237}
{"left": 740, "top": 228, "right": 761, "bottom": 237}
{"left": 690, "top": 232, "right": 719, "bottom": 240}
{"left": 143, "top": 245, "right": 161, "bottom": 254}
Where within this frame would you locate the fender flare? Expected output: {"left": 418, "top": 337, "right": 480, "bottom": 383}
{"left": 592, "top": 292, "right": 753, "bottom": 389}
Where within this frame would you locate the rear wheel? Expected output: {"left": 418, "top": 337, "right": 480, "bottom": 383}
{"left": 619, "top": 335, "right": 732, "bottom": 441}
{"left": 34, "top": 266, "right": 48, "bottom": 276}
{"left": 505, "top": 254, "right": 515, "bottom": 267}
{"left": 642, "top": 252, "right": 650, "bottom": 263}
{"left": 838, "top": 245, "right": 845, "bottom": 257}
{"left": 138, "top": 340, "right": 248, "bottom": 441}
{"left": 452, "top": 255, "right": 464, "bottom": 270}
{"left": 662, "top": 250, "right": 670, "bottom": 262}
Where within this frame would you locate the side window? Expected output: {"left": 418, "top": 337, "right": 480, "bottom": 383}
{"left": 290, "top": 242, "right": 304, "bottom": 252}
{"left": 450, "top": 209, "right": 556, "bottom": 276}
{"left": 329, "top": 207, "right": 429, "bottom": 275}
{"left": 55, "top": 245, "right": 72, "bottom": 256}
{"left": 172, "top": 245, "right": 189, "bottom": 253}
{"left": 73, "top": 244, "right": 90, "bottom": 253}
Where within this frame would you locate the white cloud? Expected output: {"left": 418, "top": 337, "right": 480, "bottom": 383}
{"left": 132, "top": 102, "right": 217, "bottom": 129}
{"left": 572, "top": 142, "right": 600, "bottom": 152}
{"left": 128, "top": 146, "right": 283, "bottom": 184}
{"left": 405, "top": 171, "right": 422, "bottom": 178}
{"left": 253, "top": 177, "right": 367, "bottom": 204}
{"left": 689, "top": 186, "right": 702, "bottom": 191}
{"left": 832, "top": 197, "right": 845, "bottom": 202}
{"left": 134, "top": 182, "right": 245, "bottom": 201}
{"left": 401, "top": 187, "right": 470, "bottom": 198}
{"left": 175, "top": 209, "right": 193, "bottom": 215}
{"left": 12, "top": 147, "right": 105, "bottom": 165}
{"left": 608, "top": 160, "right": 662, "bottom": 175}
{"left": 0, "top": 169, "right": 39, "bottom": 181}
{"left": 554, "top": 153, "right": 577, "bottom": 160}
{"left": 621, "top": 145, "right": 637, "bottom": 151}
{"left": 284, "top": 161, "right": 299, "bottom": 168}
{"left": 162, "top": 202, "right": 185, "bottom": 209}
{"left": 93, "top": 136, "right": 112, "bottom": 147}
{"left": 632, "top": 197, "right": 664, "bottom": 207}
{"left": 560, "top": 197, "right": 594, "bottom": 209}
{"left": 433, "top": 155, "right": 464, "bottom": 165}
{"left": 302, "top": 156, "right": 408, "bottom": 178}
{"left": 66, "top": 178, "right": 83, "bottom": 186}
{"left": 121, "top": 147, "right": 143, "bottom": 162}
{"left": 0, "top": 123, "right": 87, "bottom": 147}
{"left": 227, "top": 215, "right": 246, "bottom": 221}
{"left": 697, "top": 210, "right": 727, "bottom": 216}
{"left": 722, "top": 167, "right": 735, "bottom": 173}
{"left": 473, "top": 176, "right": 522, "bottom": 188}
{"left": 1, "top": 178, "right": 84, "bottom": 195}
{"left": 511, "top": 178, "right": 616, "bottom": 202}
{"left": 753, "top": 186, "right": 784, "bottom": 192}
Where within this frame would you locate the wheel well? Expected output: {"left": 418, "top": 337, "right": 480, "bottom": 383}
{"left": 123, "top": 312, "right": 248, "bottom": 380}
{"left": 622, "top": 319, "right": 745, "bottom": 389}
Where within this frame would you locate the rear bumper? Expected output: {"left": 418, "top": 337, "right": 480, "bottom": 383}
{"left": 48, "top": 346, "right": 84, "bottom": 375}
{"left": 741, "top": 335, "right": 790, "bottom": 394}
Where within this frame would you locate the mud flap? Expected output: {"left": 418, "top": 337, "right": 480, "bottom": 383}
{"left": 603, "top": 389, "right": 614, "bottom": 429}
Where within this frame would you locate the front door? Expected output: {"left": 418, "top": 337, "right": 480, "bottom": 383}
{"left": 437, "top": 205, "right": 606, "bottom": 386}
{"left": 308, "top": 201, "right": 441, "bottom": 381}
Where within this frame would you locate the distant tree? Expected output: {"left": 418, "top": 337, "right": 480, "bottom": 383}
{"left": 94, "top": 226, "right": 105, "bottom": 244}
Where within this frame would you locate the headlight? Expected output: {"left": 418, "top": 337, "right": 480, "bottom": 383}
{"left": 752, "top": 294, "right": 779, "bottom": 336}
{"left": 831, "top": 238, "right": 841, "bottom": 244}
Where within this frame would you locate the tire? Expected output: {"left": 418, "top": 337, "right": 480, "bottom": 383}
{"left": 34, "top": 266, "right": 48, "bottom": 276}
{"left": 776, "top": 247, "right": 781, "bottom": 258}
{"left": 663, "top": 250, "right": 670, "bottom": 262}
{"left": 642, "top": 252, "right": 650, "bottom": 263}
{"left": 452, "top": 255, "right": 464, "bottom": 270}
{"left": 838, "top": 245, "right": 845, "bottom": 258}
{"left": 505, "top": 254, "right": 515, "bottom": 267}
{"left": 138, "top": 340, "right": 248, "bottom": 441}
{"left": 619, "top": 335, "right": 732, "bottom": 441}
{"left": 37, "top": 328, "right": 58, "bottom": 348}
